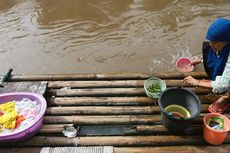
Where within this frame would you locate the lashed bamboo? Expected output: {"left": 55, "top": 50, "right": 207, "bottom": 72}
{"left": 47, "top": 87, "right": 211, "bottom": 97}
{"left": 2, "top": 72, "right": 224, "bottom": 151}
{"left": 45, "top": 105, "right": 209, "bottom": 115}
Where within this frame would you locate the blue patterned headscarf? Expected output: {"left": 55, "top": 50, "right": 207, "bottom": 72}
{"left": 206, "top": 18, "right": 230, "bottom": 80}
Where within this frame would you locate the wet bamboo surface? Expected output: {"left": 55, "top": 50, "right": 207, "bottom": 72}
{"left": 1, "top": 73, "right": 229, "bottom": 153}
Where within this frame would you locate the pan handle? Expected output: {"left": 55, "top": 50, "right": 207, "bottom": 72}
{"left": 0, "top": 68, "right": 13, "bottom": 87}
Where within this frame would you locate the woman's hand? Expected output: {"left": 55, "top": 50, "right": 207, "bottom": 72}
{"left": 191, "top": 58, "right": 202, "bottom": 66}
{"left": 183, "top": 76, "right": 200, "bottom": 86}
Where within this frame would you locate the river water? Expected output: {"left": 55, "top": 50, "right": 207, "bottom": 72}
{"left": 0, "top": 0, "right": 230, "bottom": 74}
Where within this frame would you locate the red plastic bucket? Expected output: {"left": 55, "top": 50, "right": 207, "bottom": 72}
{"left": 203, "top": 113, "right": 230, "bottom": 145}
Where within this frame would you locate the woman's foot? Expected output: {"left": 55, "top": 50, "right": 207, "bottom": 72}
{"left": 208, "top": 95, "right": 230, "bottom": 113}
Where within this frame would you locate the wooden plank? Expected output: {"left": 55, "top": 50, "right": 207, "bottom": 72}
{"left": 40, "top": 146, "right": 114, "bottom": 153}
{"left": 0, "top": 81, "right": 47, "bottom": 95}
{"left": 45, "top": 105, "right": 209, "bottom": 115}
{"left": 10, "top": 72, "right": 207, "bottom": 81}
{"left": 47, "top": 87, "right": 211, "bottom": 97}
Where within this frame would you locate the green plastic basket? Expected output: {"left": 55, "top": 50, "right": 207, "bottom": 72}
{"left": 144, "top": 77, "right": 166, "bottom": 99}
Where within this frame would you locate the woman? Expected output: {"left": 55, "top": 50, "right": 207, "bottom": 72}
{"left": 183, "top": 18, "right": 230, "bottom": 113}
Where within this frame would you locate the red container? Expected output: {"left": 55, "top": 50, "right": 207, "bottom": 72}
{"left": 176, "top": 57, "right": 194, "bottom": 72}
{"left": 203, "top": 113, "right": 230, "bottom": 145}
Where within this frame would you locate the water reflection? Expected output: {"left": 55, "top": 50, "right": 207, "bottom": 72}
{"left": 0, "top": 0, "right": 230, "bottom": 74}
{"left": 0, "top": 0, "right": 18, "bottom": 12}
{"left": 37, "top": 0, "right": 133, "bottom": 24}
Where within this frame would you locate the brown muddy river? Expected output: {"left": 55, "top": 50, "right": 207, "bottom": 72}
{"left": 0, "top": 0, "right": 230, "bottom": 74}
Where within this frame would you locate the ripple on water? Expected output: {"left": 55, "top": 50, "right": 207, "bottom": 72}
{"left": 0, "top": 0, "right": 230, "bottom": 74}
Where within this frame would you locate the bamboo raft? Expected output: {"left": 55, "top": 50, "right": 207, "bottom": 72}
{"left": 1, "top": 72, "right": 230, "bottom": 153}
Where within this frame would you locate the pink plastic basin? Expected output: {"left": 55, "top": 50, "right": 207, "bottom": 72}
{"left": 176, "top": 57, "right": 194, "bottom": 72}
{"left": 0, "top": 92, "right": 47, "bottom": 142}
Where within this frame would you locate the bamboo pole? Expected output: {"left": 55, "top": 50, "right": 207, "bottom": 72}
{"left": 48, "top": 80, "right": 145, "bottom": 88}
{"left": 198, "top": 94, "right": 221, "bottom": 104}
{"left": 135, "top": 125, "right": 202, "bottom": 135}
{"left": 44, "top": 115, "right": 132, "bottom": 125}
{"left": 47, "top": 88, "right": 144, "bottom": 97}
{"left": 0, "top": 148, "right": 42, "bottom": 153}
{"left": 47, "top": 80, "right": 196, "bottom": 89}
{"left": 114, "top": 145, "right": 230, "bottom": 153}
{"left": 47, "top": 95, "right": 220, "bottom": 106}
{"left": 1, "top": 135, "right": 222, "bottom": 147}
{"left": 1, "top": 145, "right": 230, "bottom": 153}
{"left": 10, "top": 72, "right": 207, "bottom": 81}
{"left": 47, "top": 87, "right": 211, "bottom": 97}
{"left": 39, "top": 124, "right": 72, "bottom": 134}
{"left": 47, "top": 97, "right": 155, "bottom": 106}
{"left": 39, "top": 124, "right": 202, "bottom": 135}
{"left": 44, "top": 114, "right": 205, "bottom": 125}
{"left": 78, "top": 135, "right": 207, "bottom": 146}
{"left": 46, "top": 106, "right": 160, "bottom": 115}
{"left": 45, "top": 105, "right": 209, "bottom": 115}
{"left": 44, "top": 115, "right": 161, "bottom": 125}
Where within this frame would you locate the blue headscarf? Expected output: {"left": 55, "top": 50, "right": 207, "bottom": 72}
{"left": 206, "top": 18, "right": 230, "bottom": 80}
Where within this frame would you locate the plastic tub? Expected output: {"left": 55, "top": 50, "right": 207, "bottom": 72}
{"left": 203, "top": 113, "right": 230, "bottom": 145}
{"left": 164, "top": 104, "right": 191, "bottom": 119}
{"left": 158, "top": 87, "right": 201, "bottom": 134}
{"left": 144, "top": 77, "right": 166, "bottom": 99}
{"left": 0, "top": 92, "right": 47, "bottom": 142}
